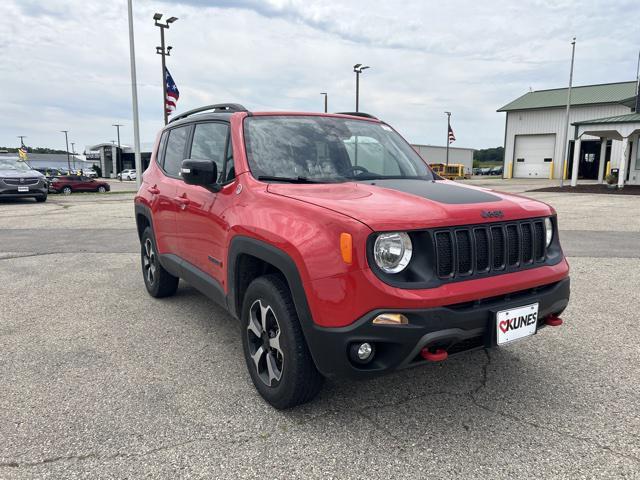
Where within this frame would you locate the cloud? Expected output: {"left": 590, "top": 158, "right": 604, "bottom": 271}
{"left": 1, "top": 0, "right": 639, "bottom": 151}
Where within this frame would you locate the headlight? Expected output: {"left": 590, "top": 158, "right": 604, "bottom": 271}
{"left": 544, "top": 217, "right": 553, "bottom": 247}
{"left": 373, "top": 232, "right": 412, "bottom": 274}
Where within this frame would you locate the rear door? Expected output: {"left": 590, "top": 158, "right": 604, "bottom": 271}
{"left": 151, "top": 125, "right": 191, "bottom": 255}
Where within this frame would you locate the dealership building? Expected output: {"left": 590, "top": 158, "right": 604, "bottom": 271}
{"left": 85, "top": 143, "right": 153, "bottom": 178}
{"left": 499, "top": 81, "right": 640, "bottom": 186}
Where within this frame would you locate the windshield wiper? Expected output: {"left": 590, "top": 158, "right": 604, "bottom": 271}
{"left": 257, "top": 175, "right": 325, "bottom": 184}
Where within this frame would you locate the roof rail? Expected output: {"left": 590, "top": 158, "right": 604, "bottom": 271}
{"left": 335, "top": 111, "right": 378, "bottom": 119}
{"left": 169, "top": 103, "right": 248, "bottom": 123}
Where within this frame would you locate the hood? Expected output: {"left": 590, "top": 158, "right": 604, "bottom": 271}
{"left": 0, "top": 169, "right": 44, "bottom": 179}
{"left": 267, "top": 179, "right": 553, "bottom": 231}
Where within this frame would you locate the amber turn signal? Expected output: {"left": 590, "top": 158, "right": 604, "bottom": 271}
{"left": 340, "top": 233, "right": 353, "bottom": 264}
{"left": 372, "top": 313, "right": 409, "bottom": 325}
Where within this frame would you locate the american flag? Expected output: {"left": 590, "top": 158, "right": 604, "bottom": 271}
{"left": 448, "top": 124, "right": 456, "bottom": 144}
{"left": 165, "top": 67, "right": 180, "bottom": 115}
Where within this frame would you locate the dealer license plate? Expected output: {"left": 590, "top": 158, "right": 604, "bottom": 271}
{"left": 18, "top": 186, "right": 29, "bottom": 192}
{"left": 496, "top": 303, "right": 539, "bottom": 345}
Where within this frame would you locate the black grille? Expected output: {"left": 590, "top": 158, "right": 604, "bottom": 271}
{"left": 435, "top": 232, "right": 454, "bottom": 277}
{"left": 3, "top": 178, "right": 39, "bottom": 186}
{"left": 434, "top": 219, "right": 547, "bottom": 280}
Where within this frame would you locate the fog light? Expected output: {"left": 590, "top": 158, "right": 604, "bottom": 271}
{"left": 357, "top": 343, "right": 372, "bottom": 360}
{"left": 372, "top": 313, "right": 409, "bottom": 325}
{"left": 349, "top": 342, "right": 375, "bottom": 364}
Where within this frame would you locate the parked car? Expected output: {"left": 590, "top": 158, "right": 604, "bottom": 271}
{"left": 0, "top": 157, "right": 48, "bottom": 202}
{"left": 117, "top": 169, "right": 137, "bottom": 181}
{"left": 490, "top": 166, "right": 504, "bottom": 176}
{"left": 84, "top": 169, "right": 98, "bottom": 178}
{"left": 49, "top": 175, "right": 110, "bottom": 194}
{"left": 134, "top": 104, "right": 570, "bottom": 409}
{"left": 479, "top": 167, "right": 491, "bottom": 175}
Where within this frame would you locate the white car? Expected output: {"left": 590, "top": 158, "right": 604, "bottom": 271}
{"left": 84, "top": 169, "right": 98, "bottom": 178}
{"left": 117, "top": 169, "right": 137, "bottom": 181}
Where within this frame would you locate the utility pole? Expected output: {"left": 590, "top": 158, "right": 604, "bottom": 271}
{"left": 560, "top": 37, "right": 576, "bottom": 187}
{"left": 127, "top": 0, "right": 143, "bottom": 188}
{"left": 353, "top": 64, "right": 370, "bottom": 112}
{"left": 71, "top": 142, "right": 76, "bottom": 169}
{"left": 320, "top": 92, "right": 328, "bottom": 113}
{"left": 113, "top": 124, "right": 123, "bottom": 172}
{"left": 154, "top": 13, "right": 178, "bottom": 125}
{"left": 445, "top": 111, "right": 451, "bottom": 166}
{"left": 61, "top": 130, "right": 71, "bottom": 171}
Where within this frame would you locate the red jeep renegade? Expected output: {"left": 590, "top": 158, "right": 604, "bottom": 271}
{"left": 134, "top": 104, "right": 570, "bottom": 409}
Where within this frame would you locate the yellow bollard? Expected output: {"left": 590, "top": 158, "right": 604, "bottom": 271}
{"left": 507, "top": 162, "right": 513, "bottom": 179}
{"left": 563, "top": 159, "right": 568, "bottom": 180}
{"left": 549, "top": 160, "right": 554, "bottom": 180}
{"left": 605, "top": 161, "right": 611, "bottom": 177}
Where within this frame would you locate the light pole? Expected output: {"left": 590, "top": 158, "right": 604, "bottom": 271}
{"left": 17, "top": 135, "right": 26, "bottom": 146}
{"left": 560, "top": 37, "right": 576, "bottom": 187}
{"left": 353, "top": 64, "right": 370, "bottom": 112}
{"left": 320, "top": 92, "right": 328, "bottom": 113}
{"left": 154, "top": 13, "right": 178, "bottom": 125}
{"left": 61, "top": 130, "right": 71, "bottom": 171}
{"left": 113, "top": 124, "right": 123, "bottom": 172}
{"left": 71, "top": 142, "right": 76, "bottom": 170}
{"left": 127, "top": 0, "right": 143, "bottom": 187}
{"left": 445, "top": 111, "right": 451, "bottom": 166}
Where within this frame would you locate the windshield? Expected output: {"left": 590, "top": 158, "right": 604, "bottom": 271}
{"left": 0, "top": 158, "right": 32, "bottom": 172}
{"left": 244, "top": 116, "right": 434, "bottom": 182}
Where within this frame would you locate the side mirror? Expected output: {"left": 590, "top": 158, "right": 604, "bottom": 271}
{"left": 181, "top": 159, "right": 219, "bottom": 190}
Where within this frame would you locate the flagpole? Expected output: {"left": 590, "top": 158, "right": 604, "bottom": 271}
{"left": 445, "top": 111, "right": 451, "bottom": 166}
{"left": 127, "top": 0, "right": 142, "bottom": 188}
{"left": 559, "top": 37, "right": 576, "bottom": 187}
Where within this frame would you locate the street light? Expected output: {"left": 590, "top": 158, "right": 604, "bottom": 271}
{"left": 154, "top": 12, "right": 178, "bottom": 125}
{"left": 71, "top": 142, "right": 76, "bottom": 170}
{"left": 61, "top": 130, "right": 71, "bottom": 171}
{"left": 320, "top": 92, "right": 328, "bottom": 113}
{"left": 113, "top": 124, "right": 123, "bottom": 173}
{"left": 353, "top": 64, "right": 370, "bottom": 112}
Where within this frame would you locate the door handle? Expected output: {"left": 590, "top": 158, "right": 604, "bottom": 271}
{"left": 147, "top": 185, "right": 160, "bottom": 195}
{"left": 174, "top": 194, "right": 190, "bottom": 206}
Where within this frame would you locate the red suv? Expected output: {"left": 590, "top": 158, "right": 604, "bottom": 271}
{"left": 135, "top": 104, "right": 570, "bottom": 409}
{"left": 50, "top": 175, "right": 110, "bottom": 195}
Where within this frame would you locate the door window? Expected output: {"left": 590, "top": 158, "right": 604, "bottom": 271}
{"left": 190, "top": 122, "right": 229, "bottom": 183}
{"left": 163, "top": 126, "right": 190, "bottom": 177}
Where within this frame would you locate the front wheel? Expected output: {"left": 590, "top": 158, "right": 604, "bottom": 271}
{"left": 241, "top": 275, "right": 323, "bottom": 409}
{"left": 36, "top": 194, "right": 47, "bottom": 203}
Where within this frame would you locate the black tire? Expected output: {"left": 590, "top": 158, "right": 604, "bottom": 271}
{"left": 241, "top": 274, "right": 323, "bottom": 409}
{"left": 62, "top": 186, "right": 72, "bottom": 195}
{"left": 36, "top": 194, "right": 47, "bottom": 203}
{"left": 97, "top": 186, "right": 106, "bottom": 193}
{"left": 140, "top": 227, "right": 179, "bottom": 298}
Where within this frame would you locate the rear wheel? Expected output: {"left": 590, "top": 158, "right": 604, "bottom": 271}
{"left": 97, "top": 186, "right": 106, "bottom": 193}
{"left": 62, "top": 186, "right": 72, "bottom": 195}
{"left": 140, "top": 227, "right": 179, "bottom": 298}
{"left": 241, "top": 275, "right": 323, "bottom": 409}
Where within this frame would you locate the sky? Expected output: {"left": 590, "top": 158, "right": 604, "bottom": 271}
{"left": 2, "top": 0, "right": 639, "bottom": 152}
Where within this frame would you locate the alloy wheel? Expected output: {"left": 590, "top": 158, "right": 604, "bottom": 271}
{"left": 63, "top": 187, "right": 71, "bottom": 195}
{"left": 142, "top": 238, "right": 157, "bottom": 286}
{"left": 246, "top": 299, "right": 284, "bottom": 387}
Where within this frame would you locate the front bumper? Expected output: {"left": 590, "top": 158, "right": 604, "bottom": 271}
{"left": 304, "top": 277, "right": 570, "bottom": 378}
{"left": 0, "top": 186, "right": 48, "bottom": 198}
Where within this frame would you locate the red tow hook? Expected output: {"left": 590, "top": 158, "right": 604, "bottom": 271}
{"left": 545, "top": 315, "right": 563, "bottom": 327}
{"left": 420, "top": 348, "right": 448, "bottom": 362}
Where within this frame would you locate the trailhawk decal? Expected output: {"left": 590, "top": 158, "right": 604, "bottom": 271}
{"left": 496, "top": 303, "right": 539, "bottom": 345}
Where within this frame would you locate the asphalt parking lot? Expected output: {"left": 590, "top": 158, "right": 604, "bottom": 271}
{"left": 1, "top": 180, "right": 639, "bottom": 479}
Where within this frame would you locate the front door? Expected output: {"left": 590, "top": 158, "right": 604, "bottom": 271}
{"left": 176, "top": 121, "right": 234, "bottom": 287}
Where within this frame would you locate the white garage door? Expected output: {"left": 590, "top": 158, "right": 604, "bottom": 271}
{"left": 513, "top": 134, "right": 555, "bottom": 178}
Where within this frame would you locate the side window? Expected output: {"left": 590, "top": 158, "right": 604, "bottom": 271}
{"left": 190, "top": 123, "right": 228, "bottom": 182}
{"left": 163, "top": 126, "right": 189, "bottom": 177}
{"left": 156, "top": 131, "right": 169, "bottom": 167}
{"left": 224, "top": 135, "right": 235, "bottom": 182}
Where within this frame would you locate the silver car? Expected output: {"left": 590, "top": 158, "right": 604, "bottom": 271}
{"left": 0, "top": 157, "right": 48, "bottom": 202}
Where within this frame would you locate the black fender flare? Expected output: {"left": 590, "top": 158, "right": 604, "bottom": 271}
{"left": 134, "top": 203, "right": 154, "bottom": 242}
